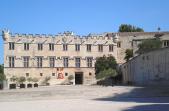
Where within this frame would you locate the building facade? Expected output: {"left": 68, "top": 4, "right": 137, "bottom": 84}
{"left": 117, "top": 31, "right": 169, "bottom": 85}
{"left": 2, "top": 30, "right": 118, "bottom": 87}
{"left": 116, "top": 32, "right": 169, "bottom": 64}
{"left": 2, "top": 29, "right": 169, "bottom": 87}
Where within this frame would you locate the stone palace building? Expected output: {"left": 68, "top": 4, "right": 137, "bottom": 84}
{"left": 2, "top": 30, "right": 119, "bottom": 87}
{"left": 2, "top": 29, "right": 169, "bottom": 87}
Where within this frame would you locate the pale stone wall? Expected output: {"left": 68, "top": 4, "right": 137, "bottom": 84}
{"left": 121, "top": 48, "right": 169, "bottom": 85}
{"left": 4, "top": 67, "right": 95, "bottom": 86}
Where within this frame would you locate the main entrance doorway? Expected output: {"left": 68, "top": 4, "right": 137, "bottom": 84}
{"left": 75, "top": 72, "right": 83, "bottom": 85}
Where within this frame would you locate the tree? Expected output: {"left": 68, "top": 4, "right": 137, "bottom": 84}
{"left": 137, "top": 38, "right": 162, "bottom": 54}
{"left": 0, "top": 64, "right": 5, "bottom": 81}
{"left": 32, "top": 77, "right": 39, "bottom": 83}
{"left": 96, "top": 68, "right": 117, "bottom": 79}
{"left": 95, "top": 55, "right": 117, "bottom": 79}
{"left": 124, "top": 49, "right": 133, "bottom": 61}
{"left": 68, "top": 75, "right": 74, "bottom": 81}
{"left": 18, "top": 76, "right": 26, "bottom": 84}
{"left": 10, "top": 76, "right": 18, "bottom": 83}
{"left": 68, "top": 75, "right": 74, "bottom": 84}
{"left": 118, "top": 24, "right": 144, "bottom": 32}
{"left": 27, "top": 77, "right": 33, "bottom": 83}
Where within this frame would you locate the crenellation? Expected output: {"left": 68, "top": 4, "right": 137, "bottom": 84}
{"left": 28, "top": 34, "right": 33, "bottom": 38}
{"left": 41, "top": 34, "right": 47, "bottom": 37}
{"left": 18, "top": 34, "right": 23, "bottom": 37}
{"left": 15, "top": 33, "right": 19, "bottom": 37}
{"left": 11, "top": 35, "right": 15, "bottom": 38}
{"left": 22, "top": 33, "right": 27, "bottom": 37}
{"left": 48, "top": 34, "right": 54, "bottom": 37}
{"left": 36, "top": 34, "right": 40, "bottom": 36}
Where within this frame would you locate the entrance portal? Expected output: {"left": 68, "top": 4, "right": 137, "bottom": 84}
{"left": 75, "top": 72, "right": 83, "bottom": 85}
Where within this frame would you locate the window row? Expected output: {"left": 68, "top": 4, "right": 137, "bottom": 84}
{"left": 25, "top": 72, "right": 92, "bottom": 77}
{"left": 8, "top": 56, "right": 93, "bottom": 68}
{"left": 8, "top": 42, "right": 114, "bottom": 52}
{"left": 25, "top": 72, "right": 67, "bottom": 77}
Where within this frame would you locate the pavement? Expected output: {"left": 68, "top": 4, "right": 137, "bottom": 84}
{"left": 0, "top": 85, "right": 169, "bottom": 111}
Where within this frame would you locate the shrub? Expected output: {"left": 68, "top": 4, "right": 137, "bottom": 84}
{"left": 68, "top": 75, "right": 74, "bottom": 81}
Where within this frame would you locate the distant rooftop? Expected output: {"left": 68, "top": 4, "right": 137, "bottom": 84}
{"left": 115, "top": 31, "right": 169, "bottom": 37}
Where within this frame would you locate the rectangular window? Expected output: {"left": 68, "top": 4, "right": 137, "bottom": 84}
{"left": 63, "top": 57, "right": 69, "bottom": 67}
{"left": 109, "top": 45, "right": 114, "bottom": 52}
{"left": 26, "top": 73, "right": 29, "bottom": 77}
{"left": 52, "top": 73, "right": 55, "bottom": 76}
{"left": 87, "top": 57, "right": 92, "bottom": 68}
{"left": 164, "top": 40, "right": 169, "bottom": 47}
{"left": 131, "top": 42, "right": 133, "bottom": 47}
{"left": 38, "top": 43, "right": 43, "bottom": 50}
{"left": 75, "top": 57, "right": 81, "bottom": 68}
{"left": 23, "top": 56, "right": 29, "bottom": 68}
{"left": 98, "top": 44, "right": 103, "bottom": 52}
{"left": 40, "top": 73, "right": 43, "bottom": 76}
{"left": 87, "top": 44, "right": 91, "bottom": 52}
{"left": 117, "top": 42, "right": 121, "bottom": 48}
{"left": 65, "top": 73, "right": 68, "bottom": 76}
{"left": 63, "top": 44, "right": 68, "bottom": 51}
{"left": 24, "top": 43, "right": 29, "bottom": 50}
{"left": 9, "top": 42, "right": 15, "bottom": 50}
{"left": 49, "top": 57, "right": 55, "bottom": 68}
{"left": 75, "top": 44, "right": 80, "bottom": 51}
{"left": 49, "top": 43, "right": 54, "bottom": 51}
{"left": 37, "top": 57, "right": 43, "bottom": 68}
{"left": 9, "top": 56, "right": 15, "bottom": 68}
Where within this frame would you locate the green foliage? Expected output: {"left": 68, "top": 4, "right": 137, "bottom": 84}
{"left": 119, "top": 24, "right": 144, "bottom": 32}
{"left": 32, "top": 77, "right": 39, "bottom": 83}
{"left": 95, "top": 55, "right": 117, "bottom": 79}
{"left": 18, "top": 76, "right": 26, "bottom": 84}
{"left": 96, "top": 68, "right": 117, "bottom": 79}
{"left": 124, "top": 49, "right": 133, "bottom": 61}
{"left": 0, "top": 64, "right": 5, "bottom": 81}
{"left": 68, "top": 75, "right": 74, "bottom": 81}
{"left": 10, "top": 76, "right": 18, "bottom": 83}
{"left": 137, "top": 38, "right": 162, "bottom": 54}
{"left": 27, "top": 77, "right": 33, "bottom": 82}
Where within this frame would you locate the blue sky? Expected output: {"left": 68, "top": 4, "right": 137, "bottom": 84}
{"left": 0, "top": 0, "right": 169, "bottom": 64}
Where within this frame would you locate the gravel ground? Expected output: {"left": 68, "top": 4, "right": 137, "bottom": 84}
{"left": 0, "top": 85, "right": 169, "bottom": 111}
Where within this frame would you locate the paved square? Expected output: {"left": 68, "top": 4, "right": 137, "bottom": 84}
{"left": 0, "top": 85, "right": 169, "bottom": 111}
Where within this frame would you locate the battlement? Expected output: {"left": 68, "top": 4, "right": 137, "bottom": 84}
{"left": 5, "top": 31, "right": 115, "bottom": 41}
{"left": 6, "top": 29, "right": 169, "bottom": 42}
{"left": 3, "top": 29, "right": 169, "bottom": 40}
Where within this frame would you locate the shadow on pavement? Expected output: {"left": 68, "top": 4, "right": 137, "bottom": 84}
{"left": 122, "top": 104, "right": 169, "bottom": 111}
{"left": 94, "top": 86, "right": 169, "bottom": 103}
